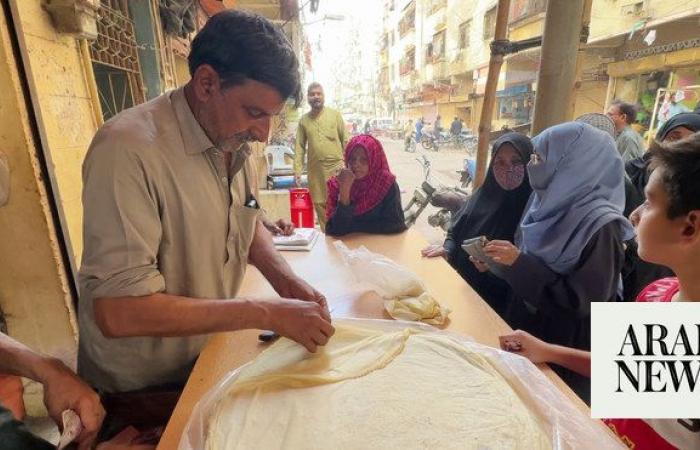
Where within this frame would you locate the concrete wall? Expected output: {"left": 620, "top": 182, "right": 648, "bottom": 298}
{"left": 174, "top": 54, "right": 191, "bottom": 85}
{"left": 0, "top": 0, "right": 78, "bottom": 415}
{"left": 590, "top": 0, "right": 700, "bottom": 42}
{"left": 10, "top": 0, "right": 101, "bottom": 267}
{"left": 573, "top": 80, "right": 609, "bottom": 116}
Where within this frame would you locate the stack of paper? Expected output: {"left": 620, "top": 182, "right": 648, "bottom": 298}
{"left": 272, "top": 228, "right": 320, "bottom": 251}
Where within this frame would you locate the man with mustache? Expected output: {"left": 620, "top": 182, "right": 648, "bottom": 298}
{"left": 78, "top": 11, "right": 334, "bottom": 437}
{"left": 294, "top": 82, "right": 348, "bottom": 230}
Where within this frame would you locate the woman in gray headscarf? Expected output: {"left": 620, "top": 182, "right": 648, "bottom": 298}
{"left": 576, "top": 113, "right": 643, "bottom": 217}
{"left": 478, "top": 122, "right": 633, "bottom": 402}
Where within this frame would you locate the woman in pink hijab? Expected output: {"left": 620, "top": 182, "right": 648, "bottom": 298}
{"left": 325, "top": 134, "right": 406, "bottom": 236}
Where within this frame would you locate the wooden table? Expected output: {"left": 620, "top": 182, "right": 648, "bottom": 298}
{"left": 159, "top": 229, "right": 590, "bottom": 449}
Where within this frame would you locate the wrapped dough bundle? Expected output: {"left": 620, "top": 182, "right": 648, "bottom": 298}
{"left": 335, "top": 241, "right": 450, "bottom": 324}
{"left": 384, "top": 292, "right": 450, "bottom": 325}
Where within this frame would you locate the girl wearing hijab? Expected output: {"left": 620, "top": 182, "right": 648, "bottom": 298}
{"left": 478, "top": 122, "right": 634, "bottom": 402}
{"left": 626, "top": 112, "right": 700, "bottom": 197}
{"left": 422, "top": 132, "right": 533, "bottom": 316}
{"left": 325, "top": 135, "right": 406, "bottom": 236}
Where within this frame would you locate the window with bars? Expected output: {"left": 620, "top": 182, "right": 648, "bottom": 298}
{"left": 90, "top": 0, "right": 145, "bottom": 120}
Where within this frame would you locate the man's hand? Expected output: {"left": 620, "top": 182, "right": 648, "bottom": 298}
{"left": 276, "top": 276, "right": 329, "bottom": 313}
{"left": 498, "top": 330, "right": 553, "bottom": 364}
{"left": 261, "top": 298, "right": 335, "bottom": 353}
{"left": 40, "top": 359, "right": 105, "bottom": 450}
{"left": 294, "top": 174, "right": 302, "bottom": 187}
{"left": 483, "top": 240, "right": 521, "bottom": 266}
{"left": 274, "top": 218, "right": 295, "bottom": 236}
{"left": 421, "top": 244, "right": 446, "bottom": 258}
{"left": 263, "top": 218, "right": 295, "bottom": 236}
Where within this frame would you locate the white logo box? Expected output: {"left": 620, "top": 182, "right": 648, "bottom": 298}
{"left": 591, "top": 302, "right": 700, "bottom": 418}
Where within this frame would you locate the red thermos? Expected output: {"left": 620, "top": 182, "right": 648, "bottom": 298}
{"left": 289, "top": 188, "right": 314, "bottom": 228}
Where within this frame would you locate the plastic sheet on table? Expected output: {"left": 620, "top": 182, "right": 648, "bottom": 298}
{"left": 178, "top": 318, "right": 625, "bottom": 450}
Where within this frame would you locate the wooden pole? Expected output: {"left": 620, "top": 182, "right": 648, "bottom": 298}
{"left": 474, "top": 0, "right": 511, "bottom": 189}
{"left": 570, "top": 0, "right": 593, "bottom": 118}
{"left": 530, "top": 0, "right": 585, "bottom": 136}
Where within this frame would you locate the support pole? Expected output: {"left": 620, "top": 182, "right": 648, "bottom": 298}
{"left": 530, "top": 0, "right": 586, "bottom": 135}
{"left": 571, "top": 0, "right": 593, "bottom": 117}
{"left": 474, "top": 0, "right": 511, "bottom": 189}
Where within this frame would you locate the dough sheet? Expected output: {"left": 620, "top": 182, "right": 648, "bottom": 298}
{"left": 206, "top": 325, "right": 550, "bottom": 450}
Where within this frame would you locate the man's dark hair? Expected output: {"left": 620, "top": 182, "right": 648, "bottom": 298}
{"left": 307, "top": 82, "right": 323, "bottom": 93}
{"left": 612, "top": 100, "right": 638, "bottom": 124}
{"left": 648, "top": 132, "right": 700, "bottom": 218}
{"left": 188, "top": 10, "right": 301, "bottom": 106}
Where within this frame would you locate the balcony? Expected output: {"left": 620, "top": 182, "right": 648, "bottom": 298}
{"left": 509, "top": 0, "right": 547, "bottom": 25}
{"left": 422, "top": 59, "right": 448, "bottom": 84}
{"left": 399, "top": 62, "right": 415, "bottom": 77}
{"left": 399, "top": 49, "right": 416, "bottom": 76}
{"left": 449, "top": 50, "right": 469, "bottom": 77}
{"left": 400, "top": 72, "right": 419, "bottom": 92}
{"left": 432, "top": 60, "right": 448, "bottom": 80}
{"left": 398, "top": 3, "right": 415, "bottom": 38}
{"left": 398, "top": 19, "right": 415, "bottom": 38}
{"left": 428, "top": 0, "right": 447, "bottom": 16}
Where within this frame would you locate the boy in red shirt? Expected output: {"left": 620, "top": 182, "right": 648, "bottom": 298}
{"left": 500, "top": 133, "right": 700, "bottom": 449}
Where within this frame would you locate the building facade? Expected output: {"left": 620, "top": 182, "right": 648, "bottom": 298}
{"left": 377, "top": 0, "right": 700, "bottom": 134}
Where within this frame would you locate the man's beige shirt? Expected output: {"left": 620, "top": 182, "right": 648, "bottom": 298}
{"left": 78, "top": 88, "right": 259, "bottom": 393}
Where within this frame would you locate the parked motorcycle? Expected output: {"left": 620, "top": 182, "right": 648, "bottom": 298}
{"left": 403, "top": 155, "right": 437, "bottom": 227}
{"left": 425, "top": 158, "right": 476, "bottom": 232}
{"left": 451, "top": 131, "right": 478, "bottom": 153}
{"left": 420, "top": 130, "right": 450, "bottom": 151}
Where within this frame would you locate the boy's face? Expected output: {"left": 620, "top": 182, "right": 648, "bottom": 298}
{"left": 630, "top": 168, "right": 697, "bottom": 266}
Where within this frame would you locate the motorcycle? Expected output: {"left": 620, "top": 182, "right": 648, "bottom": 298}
{"left": 403, "top": 155, "right": 437, "bottom": 227}
{"left": 404, "top": 132, "right": 417, "bottom": 153}
{"left": 425, "top": 158, "right": 476, "bottom": 232}
{"left": 420, "top": 130, "right": 450, "bottom": 151}
{"left": 451, "top": 131, "right": 478, "bottom": 152}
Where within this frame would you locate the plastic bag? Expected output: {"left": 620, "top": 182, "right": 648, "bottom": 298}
{"left": 178, "top": 318, "right": 625, "bottom": 450}
{"left": 334, "top": 241, "right": 450, "bottom": 324}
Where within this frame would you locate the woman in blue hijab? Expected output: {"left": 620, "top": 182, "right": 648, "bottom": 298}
{"left": 475, "top": 121, "right": 634, "bottom": 402}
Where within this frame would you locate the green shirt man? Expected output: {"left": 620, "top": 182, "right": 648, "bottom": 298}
{"left": 607, "top": 100, "right": 645, "bottom": 163}
{"left": 294, "top": 83, "right": 348, "bottom": 230}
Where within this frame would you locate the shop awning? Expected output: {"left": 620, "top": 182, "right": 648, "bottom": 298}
{"left": 496, "top": 84, "right": 531, "bottom": 97}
